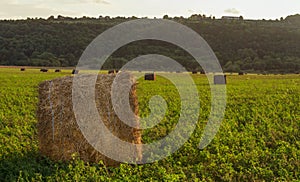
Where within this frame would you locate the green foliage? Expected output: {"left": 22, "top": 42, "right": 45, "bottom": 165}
{"left": 0, "top": 68, "right": 299, "bottom": 181}
{"left": 0, "top": 15, "right": 300, "bottom": 73}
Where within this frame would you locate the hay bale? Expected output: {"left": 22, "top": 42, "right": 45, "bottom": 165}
{"left": 192, "top": 71, "right": 198, "bottom": 74}
{"left": 20, "top": 68, "right": 26, "bottom": 71}
{"left": 72, "top": 70, "right": 79, "bottom": 74}
{"left": 144, "top": 73, "right": 156, "bottom": 80}
{"left": 40, "top": 69, "right": 48, "bottom": 72}
{"left": 214, "top": 75, "right": 227, "bottom": 85}
{"left": 108, "top": 70, "right": 116, "bottom": 74}
{"left": 37, "top": 73, "right": 142, "bottom": 166}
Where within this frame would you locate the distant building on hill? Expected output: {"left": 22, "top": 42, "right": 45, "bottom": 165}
{"left": 222, "top": 16, "right": 242, "bottom": 20}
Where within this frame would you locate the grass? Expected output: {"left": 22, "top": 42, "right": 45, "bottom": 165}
{"left": 0, "top": 68, "right": 299, "bottom": 181}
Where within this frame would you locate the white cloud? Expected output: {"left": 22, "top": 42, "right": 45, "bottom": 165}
{"left": 188, "top": 9, "right": 194, "bottom": 13}
{"left": 0, "top": 0, "right": 111, "bottom": 19}
{"left": 91, "top": 0, "right": 110, "bottom": 4}
{"left": 0, "top": 1, "right": 76, "bottom": 19}
{"left": 46, "top": 0, "right": 110, "bottom": 5}
{"left": 224, "top": 8, "right": 240, "bottom": 15}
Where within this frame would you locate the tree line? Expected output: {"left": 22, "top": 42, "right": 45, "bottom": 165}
{"left": 0, "top": 14, "right": 300, "bottom": 73}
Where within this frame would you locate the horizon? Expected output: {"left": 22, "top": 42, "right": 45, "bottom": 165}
{"left": 0, "top": 13, "right": 299, "bottom": 21}
{"left": 0, "top": 0, "right": 299, "bottom": 21}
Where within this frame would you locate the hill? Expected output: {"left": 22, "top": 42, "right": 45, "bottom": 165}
{"left": 0, "top": 14, "right": 299, "bottom": 73}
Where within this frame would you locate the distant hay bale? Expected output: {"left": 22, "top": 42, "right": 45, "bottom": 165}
{"left": 192, "top": 71, "right": 198, "bottom": 74}
{"left": 55, "top": 69, "right": 61, "bottom": 73}
{"left": 144, "top": 73, "right": 156, "bottom": 80}
{"left": 37, "top": 73, "right": 142, "bottom": 166}
{"left": 40, "top": 68, "right": 48, "bottom": 72}
{"left": 20, "top": 68, "right": 26, "bottom": 71}
{"left": 108, "top": 70, "right": 116, "bottom": 74}
{"left": 72, "top": 70, "right": 79, "bottom": 74}
{"left": 214, "top": 75, "right": 227, "bottom": 84}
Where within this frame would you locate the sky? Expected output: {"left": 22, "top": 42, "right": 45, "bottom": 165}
{"left": 0, "top": 0, "right": 299, "bottom": 20}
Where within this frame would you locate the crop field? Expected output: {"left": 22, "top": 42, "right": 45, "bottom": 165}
{"left": 0, "top": 68, "right": 299, "bottom": 181}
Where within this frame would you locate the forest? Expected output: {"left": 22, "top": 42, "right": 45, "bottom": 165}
{"left": 0, "top": 14, "right": 300, "bottom": 73}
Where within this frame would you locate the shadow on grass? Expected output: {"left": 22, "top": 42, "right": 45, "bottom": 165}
{"left": 0, "top": 151, "right": 60, "bottom": 181}
{"left": 0, "top": 151, "right": 117, "bottom": 181}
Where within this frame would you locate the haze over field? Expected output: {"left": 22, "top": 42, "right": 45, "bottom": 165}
{"left": 0, "top": 0, "right": 299, "bottom": 20}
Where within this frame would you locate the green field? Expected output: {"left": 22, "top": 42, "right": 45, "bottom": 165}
{"left": 0, "top": 68, "right": 299, "bottom": 181}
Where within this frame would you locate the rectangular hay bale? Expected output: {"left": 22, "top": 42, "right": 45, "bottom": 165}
{"left": 144, "top": 73, "right": 156, "bottom": 80}
{"left": 214, "top": 75, "right": 227, "bottom": 84}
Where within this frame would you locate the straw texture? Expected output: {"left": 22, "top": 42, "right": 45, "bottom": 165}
{"left": 37, "top": 73, "right": 141, "bottom": 166}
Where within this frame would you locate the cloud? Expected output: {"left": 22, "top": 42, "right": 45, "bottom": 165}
{"left": 0, "top": 1, "right": 76, "bottom": 19}
{"left": 0, "top": 0, "right": 110, "bottom": 19}
{"left": 94, "top": 0, "right": 110, "bottom": 4}
{"left": 57, "top": 0, "right": 110, "bottom": 4}
{"left": 188, "top": 9, "right": 194, "bottom": 13}
{"left": 224, "top": 8, "right": 240, "bottom": 15}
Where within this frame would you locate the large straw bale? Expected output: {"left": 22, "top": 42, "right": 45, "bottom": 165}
{"left": 37, "top": 73, "right": 141, "bottom": 166}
